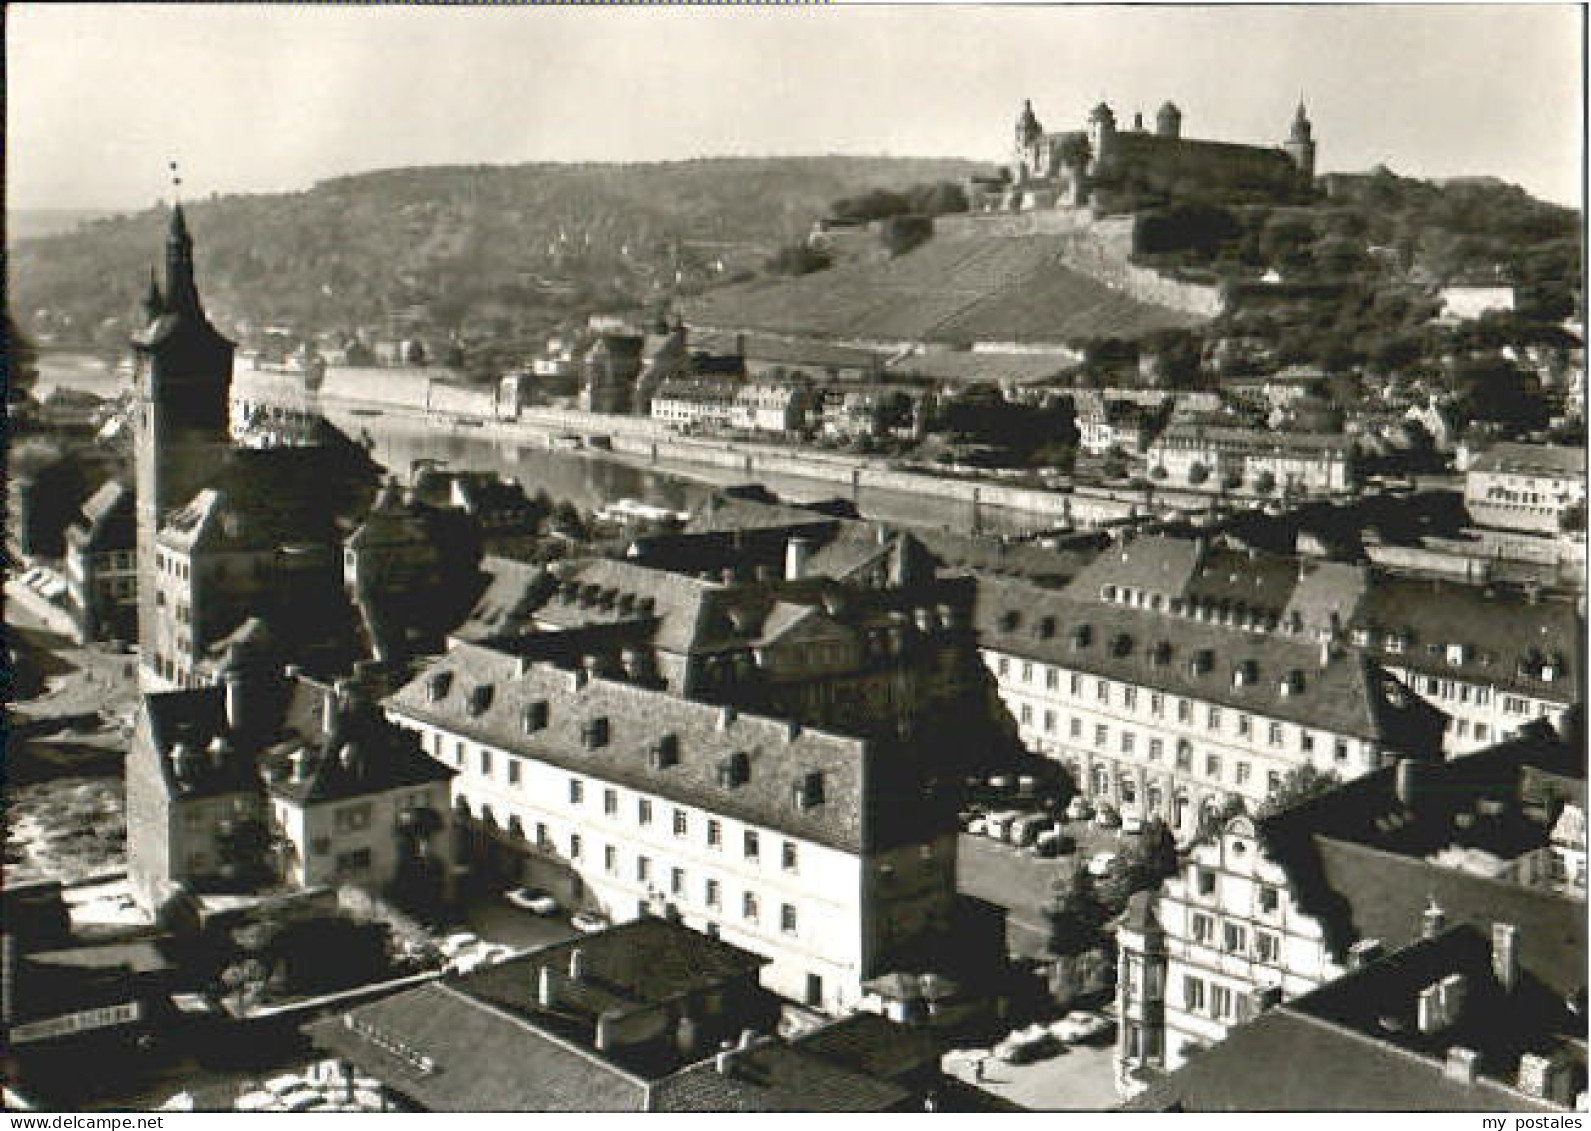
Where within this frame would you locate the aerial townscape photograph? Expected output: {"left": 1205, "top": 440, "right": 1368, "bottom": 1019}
{"left": 2, "top": 1, "right": 1585, "bottom": 1116}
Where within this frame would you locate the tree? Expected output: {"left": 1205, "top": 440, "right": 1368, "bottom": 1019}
{"left": 1451, "top": 357, "right": 1549, "bottom": 432}
{"left": 1256, "top": 764, "right": 1343, "bottom": 818}
{"left": 1252, "top": 469, "right": 1277, "bottom": 495}
{"left": 880, "top": 214, "right": 933, "bottom": 258}
{"left": 765, "top": 244, "right": 832, "bottom": 277}
{"left": 551, "top": 500, "right": 587, "bottom": 539}
{"left": 1123, "top": 818, "right": 1180, "bottom": 892}
{"left": 1045, "top": 867, "right": 1107, "bottom": 957}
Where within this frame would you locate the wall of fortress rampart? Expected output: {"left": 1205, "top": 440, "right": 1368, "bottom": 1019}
{"left": 935, "top": 209, "right": 1223, "bottom": 319}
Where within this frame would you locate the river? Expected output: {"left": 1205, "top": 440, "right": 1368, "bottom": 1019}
{"left": 35, "top": 350, "right": 1043, "bottom": 535}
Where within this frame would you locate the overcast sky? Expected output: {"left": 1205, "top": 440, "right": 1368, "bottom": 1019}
{"left": 7, "top": 3, "right": 1583, "bottom": 210}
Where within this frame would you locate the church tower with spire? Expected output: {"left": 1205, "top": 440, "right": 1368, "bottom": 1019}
{"left": 1284, "top": 99, "right": 1317, "bottom": 187}
{"left": 132, "top": 201, "right": 236, "bottom": 684}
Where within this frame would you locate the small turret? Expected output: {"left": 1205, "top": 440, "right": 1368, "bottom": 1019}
{"left": 1155, "top": 101, "right": 1182, "bottom": 140}
{"left": 1015, "top": 98, "right": 1043, "bottom": 148}
{"left": 141, "top": 267, "right": 165, "bottom": 324}
{"left": 1285, "top": 98, "right": 1317, "bottom": 184}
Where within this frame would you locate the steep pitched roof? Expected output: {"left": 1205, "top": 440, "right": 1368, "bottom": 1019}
{"left": 976, "top": 576, "right": 1445, "bottom": 744}
{"left": 1062, "top": 535, "right": 1205, "bottom": 603}
{"left": 304, "top": 982, "right": 646, "bottom": 1112}
{"left": 1469, "top": 443, "right": 1583, "bottom": 479}
{"left": 1124, "top": 1004, "right": 1562, "bottom": 1112}
{"left": 649, "top": 1042, "right": 909, "bottom": 1112}
{"left": 385, "top": 643, "right": 898, "bottom": 854}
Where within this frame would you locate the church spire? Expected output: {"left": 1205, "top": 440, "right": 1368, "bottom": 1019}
{"left": 163, "top": 202, "right": 202, "bottom": 317}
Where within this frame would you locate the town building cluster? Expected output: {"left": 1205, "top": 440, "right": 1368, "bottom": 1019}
{"left": 4, "top": 91, "right": 1585, "bottom": 1114}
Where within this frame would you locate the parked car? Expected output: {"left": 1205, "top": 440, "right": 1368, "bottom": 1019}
{"left": 1035, "top": 831, "right": 1077, "bottom": 858}
{"left": 994, "top": 1023, "right": 1062, "bottom": 1064}
{"left": 437, "top": 931, "right": 482, "bottom": 957}
{"left": 984, "top": 810, "right": 1025, "bottom": 841}
{"left": 1048, "top": 1011, "right": 1114, "bottom": 1045}
{"left": 505, "top": 887, "right": 560, "bottom": 915}
{"left": 1009, "top": 813, "right": 1053, "bottom": 848}
{"left": 1065, "top": 796, "right": 1094, "bottom": 822}
{"left": 571, "top": 911, "right": 608, "bottom": 933}
{"left": 1086, "top": 851, "right": 1118, "bottom": 878}
{"left": 967, "top": 818, "right": 989, "bottom": 837}
{"left": 1120, "top": 813, "right": 1145, "bottom": 835}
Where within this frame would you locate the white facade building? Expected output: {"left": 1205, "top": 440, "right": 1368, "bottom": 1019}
{"left": 384, "top": 643, "right": 958, "bottom": 1014}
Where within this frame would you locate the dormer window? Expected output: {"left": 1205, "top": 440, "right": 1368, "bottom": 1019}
{"left": 1351, "top": 627, "right": 1372, "bottom": 647}
{"left": 1233, "top": 660, "right": 1258, "bottom": 688}
{"left": 1188, "top": 649, "right": 1214, "bottom": 676}
{"left": 1101, "top": 585, "right": 1117, "bottom": 602}
{"left": 522, "top": 700, "right": 549, "bottom": 734}
{"left": 467, "top": 684, "right": 494, "bottom": 717}
{"left": 1279, "top": 669, "right": 1305, "bottom": 697}
{"left": 717, "top": 751, "right": 751, "bottom": 788}
{"left": 1109, "top": 633, "right": 1133, "bottom": 658}
{"left": 1037, "top": 616, "right": 1057, "bottom": 639}
{"left": 1000, "top": 609, "right": 1021, "bottom": 631}
{"left": 581, "top": 716, "right": 610, "bottom": 749}
{"left": 794, "top": 771, "right": 826, "bottom": 810}
{"left": 1446, "top": 643, "right": 1472, "bottom": 665}
{"left": 1151, "top": 641, "right": 1173, "bottom": 667}
{"left": 427, "top": 672, "right": 453, "bottom": 703}
{"left": 1542, "top": 653, "right": 1563, "bottom": 681}
{"left": 650, "top": 734, "right": 680, "bottom": 769}
{"left": 1384, "top": 631, "right": 1409, "bottom": 655}
{"left": 1071, "top": 625, "right": 1093, "bottom": 650}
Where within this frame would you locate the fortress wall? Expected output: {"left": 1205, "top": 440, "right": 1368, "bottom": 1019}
{"left": 935, "top": 210, "right": 1221, "bottom": 319}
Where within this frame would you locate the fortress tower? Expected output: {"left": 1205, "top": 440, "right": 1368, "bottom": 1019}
{"left": 1155, "top": 101, "right": 1183, "bottom": 140}
{"left": 132, "top": 204, "right": 235, "bottom": 684}
{"left": 1284, "top": 100, "right": 1317, "bottom": 184}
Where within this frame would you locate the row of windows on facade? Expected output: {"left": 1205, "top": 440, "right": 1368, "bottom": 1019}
{"left": 995, "top": 660, "right": 1351, "bottom": 748}
{"left": 1019, "top": 704, "right": 1363, "bottom": 792}
{"left": 155, "top": 550, "right": 191, "bottom": 580}
{"left": 427, "top": 685, "right": 829, "bottom": 805}
{"left": 1185, "top": 910, "right": 1285, "bottom": 966}
{"left": 1179, "top": 974, "right": 1262, "bottom": 1024}
{"left": 435, "top": 729, "right": 811, "bottom": 872}
{"left": 549, "top": 835, "right": 802, "bottom": 934}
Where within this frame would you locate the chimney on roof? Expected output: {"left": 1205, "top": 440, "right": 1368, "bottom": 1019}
{"left": 1347, "top": 938, "right": 1384, "bottom": 970}
{"left": 322, "top": 685, "right": 342, "bottom": 736}
{"left": 1438, "top": 973, "right": 1467, "bottom": 1026}
{"left": 568, "top": 947, "right": 586, "bottom": 981}
{"left": 594, "top": 1012, "right": 616, "bottom": 1052}
{"left": 537, "top": 964, "right": 558, "bottom": 1007}
{"left": 289, "top": 747, "right": 311, "bottom": 783}
{"left": 1416, "top": 984, "right": 1446, "bottom": 1034}
{"left": 786, "top": 536, "right": 814, "bottom": 581}
{"left": 1318, "top": 637, "right": 1332, "bottom": 668}
{"left": 1395, "top": 759, "right": 1421, "bottom": 810}
{"left": 1518, "top": 1052, "right": 1576, "bottom": 1105}
{"left": 1421, "top": 899, "right": 1446, "bottom": 940}
{"left": 1491, "top": 922, "right": 1519, "bottom": 992}
{"left": 1444, "top": 1046, "right": 1479, "bottom": 1085}
{"left": 718, "top": 706, "right": 737, "bottom": 731}
{"left": 715, "top": 1048, "right": 737, "bottom": 1077}
{"left": 223, "top": 673, "right": 253, "bottom": 736}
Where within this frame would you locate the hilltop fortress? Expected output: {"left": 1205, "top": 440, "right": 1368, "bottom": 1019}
{"left": 684, "top": 97, "right": 1322, "bottom": 353}
{"left": 971, "top": 97, "right": 1316, "bottom": 213}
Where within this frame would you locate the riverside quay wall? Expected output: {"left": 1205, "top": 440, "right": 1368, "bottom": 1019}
{"left": 232, "top": 366, "right": 1213, "bottom": 528}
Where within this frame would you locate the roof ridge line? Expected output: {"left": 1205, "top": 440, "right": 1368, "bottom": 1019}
{"left": 431, "top": 979, "right": 654, "bottom": 1090}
